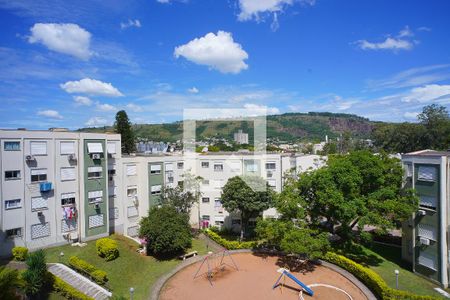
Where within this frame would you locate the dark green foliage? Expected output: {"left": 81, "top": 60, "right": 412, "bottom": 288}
{"left": 114, "top": 110, "right": 135, "bottom": 154}
{"left": 373, "top": 104, "right": 450, "bottom": 153}
{"left": 0, "top": 266, "right": 22, "bottom": 300}
{"left": 158, "top": 186, "right": 196, "bottom": 214}
{"left": 96, "top": 238, "right": 119, "bottom": 261}
{"left": 221, "top": 176, "right": 275, "bottom": 239}
{"left": 280, "top": 229, "right": 330, "bottom": 259}
{"left": 68, "top": 256, "right": 108, "bottom": 285}
{"left": 22, "top": 250, "right": 47, "bottom": 297}
{"left": 139, "top": 206, "right": 192, "bottom": 255}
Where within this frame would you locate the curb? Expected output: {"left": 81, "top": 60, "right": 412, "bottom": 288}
{"left": 149, "top": 249, "right": 377, "bottom": 300}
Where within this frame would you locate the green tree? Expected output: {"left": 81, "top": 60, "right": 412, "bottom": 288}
{"left": 0, "top": 266, "right": 22, "bottom": 300}
{"left": 22, "top": 250, "right": 47, "bottom": 297}
{"left": 158, "top": 186, "right": 196, "bottom": 214}
{"left": 221, "top": 176, "right": 275, "bottom": 239}
{"left": 139, "top": 206, "right": 192, "bottom": 256}
{"left": 280, "top": 229, "right": 330, "bottom": 259}
{"left": 418, "top": 104, "right": 450, "bottom": 150}
{"left": 183, "top": 172, "right": 204, "bottom": 228}
{"left": 114, "top": 110, "right": 135, "bottom": 154}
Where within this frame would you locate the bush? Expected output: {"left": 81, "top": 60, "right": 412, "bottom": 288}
{"left": 23, "top": 249, "right": 47, "bottom": 296}
{"left": 68, "top": 256, "right": 108, "bottom": 285}
{"left": 323, "top": 252, "right": 440, "bottom": 300}
{"left": 205, "top": 229, "right": 257, "bottom": 250}
{"left": 139, "top": 206, "right": 192, "bottom": 255}
{"left": 96, "top": 238, "right": 119, "bottom": 261}
{"left": 52, "top": 273, "right": 94, "bottom": 300}
{"left": 12, "top": 246, "right": 28, "bottom": 261}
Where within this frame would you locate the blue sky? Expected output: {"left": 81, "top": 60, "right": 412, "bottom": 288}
{"left": 0, "top": 0, "right": 449, "bottom": 129}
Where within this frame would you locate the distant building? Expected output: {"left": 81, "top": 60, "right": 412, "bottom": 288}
{"left": 136, "top": 141, "right": 169, "bottom": 154}
{"left": 234, "top": 130, "right": 248, "bottom": 145}
{"left": 401, "top": 149, "right": 449, "bottom": 287}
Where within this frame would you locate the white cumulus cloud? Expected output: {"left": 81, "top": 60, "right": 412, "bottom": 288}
{"left": 355, "top": 26, "right": 422, "bottom": 52}
{"left": 402, "top": 84, "right": 450, "bottom": 103}
{"left": 120, "top": 19, "right": 141, "bottom": 29}
{"left": 85, "top": 117, "right": 108, "bottom": 126}
{"left": 174, "top": 31, "right": 249, "bottom": 74}
{"left": 237, "top": 0, "right": 315, "bottom": 21}
{"left": 73, "top": 96, "right": 93, "bottom": 106}
{"left": 37, "top": 110, "right": 63, "bottom": 119}
{"left": 188, "top": 87, "right": 199, "bottom": 94}
{"left": 96, "top": 103, "right": 117, "bottom": 112}
{"left": 28, "top": 23, "right": 92, "bottom": 60}
{"left": 60, "top": 78, "right": 123, "bottom": 97}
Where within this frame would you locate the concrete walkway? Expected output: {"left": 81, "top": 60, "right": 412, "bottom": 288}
{"left": 48, "top": 263, "right": 112, "bottom": 300}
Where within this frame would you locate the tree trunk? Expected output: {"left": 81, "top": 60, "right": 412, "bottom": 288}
{"left": 240, "top": 213, "right": 246, "bottom": 241}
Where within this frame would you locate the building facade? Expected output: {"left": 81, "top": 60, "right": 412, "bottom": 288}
{"left": 233, "top": 130, "right": 249, "bottom": 145}
{"left": 0, "top": 129, "right": 324, "bottom": 256}
{"left": 401, "top": 150, "right": 450, "bottom": 287}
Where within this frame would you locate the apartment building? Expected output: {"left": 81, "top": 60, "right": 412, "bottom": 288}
{"left": 0, "top": 129, "right": 121, "bottom": 256}
{"left": 1, "top": 128, "right": 325, "bottom": 256}
{"left": 401, "top": 150, "right": 450, "bottom": 287}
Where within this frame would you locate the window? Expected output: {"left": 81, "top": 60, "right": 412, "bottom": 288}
{"left": 6, "top": 228, "right": 22, "bottom": 238}
{"left": 30, "top": 141, "right": 47, "bottom": 155}
{"left": 109, "top": 186, "right": 117, "bottom": 197}
{"left": 31, "top": 169, "right": 47, "bottom": 182}
{"left": 31, "top": 196, "right": 48, "bottom": 211}
{"left": 178, "top": 181, "right": 184, "bottom": 188}
{"left": 87, "top": 166, "right": 102, "bottom": 179}
{"left": 418, "top": 166, "right": 437, "bottom": 182}
{"left": 165, "top": 163, "right": 174, "bottom": 171}
{"left": 109, "top": 207, "right": 119, "bottom": 220}
{"left": 88, "top": 190, "right": 103, "bottom": 203}
{"left": 150, "top": 164, "right": 161, "bottom": 174}
{"left": 166, "top": 172, "right": 174, "bottom": 183}
{"left": 127, "top": 226, "right": 139, "bottom": 237}
{"left": 230, "top": 161, "right": 241, "bottom": 172}
{"left": 418, "top": 223, "right": 437, "bottom": 241}
{"left": 126, "top": 164, "right": 137, "bottom": 176}
{"left": 60, "top": 141, "right": 75, "bottom": 155}
{"left": 4, "top": 141, "right": 20, "bottom": 151}
{"left": 177, "top": 162, "right": 184, "bottom": 169}
{"left": 108, "top": 169, "right": 116, "bottom": 176}
{"left": 418, "top": 252, "right": 437, "bottom": 271}
{"left": 202, "top": 197, "right": 210, "bottom": 203}
{"left": 31, "top": 222, "right": 50, "bottom": 239}
{"left": 107, "top": 142, "right": 116, "bottom": 154}
{"left": 127, "top": 206, "right": 139, "bottom": 218}
{"left": 202, "top": 215, "right": 210, "bottom": 221}
{"left": 419, "top": 195, "right": 437, "bottom": 209}
{"left": 62, "top": 219, "right": 77, "bottom": 233}
{"left": 88, "top": 214, "right": 104, "bottom": 228}
{"left": 87, "top": 142, "right": 103, "bottom": 154}
{"left": 151, "top": 185, "right": 162, "bottom": 195}
{"left": 61, "top": 193, "right": 76, "bottom": 206}
{"left": 214, "top": 198, "right": 222, "bottom": 208}
{"left": 5, "top": 199, "right": 21, "bottom": 210}
{"left": 201, "top": 161, "right": 209, "bottom": 168}
{"left": 266, "top": 162, "right": 276, "bottom": 170}
{"left": 246, "top": 163, "right": 258, "bottom": 172}
{"left": 202, "top": 179, "right": 209, "bottom": 185}
{"left": 61, "top": 167, "right": 76, "bottom": 181}
{"left": 127, "top": 186, "right": 138, "bottom": 197}
{"left": 214, "top": 164, "right": 223, "bottom": 172}
{"left": 5, "top": 170, "right": 21, "bottom": 180}
{"left": 267, "top": 179, "right": 276, "bottom": 189}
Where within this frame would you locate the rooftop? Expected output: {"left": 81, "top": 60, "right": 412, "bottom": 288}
{"left": 403, "top": 149, "right": 450, "bottom": 157}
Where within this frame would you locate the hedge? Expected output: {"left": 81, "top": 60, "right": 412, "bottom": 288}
{"left": 322, "top": 252, "right": 440, "bottom": 300}
{"left": 205, "top": 229, "right": 257, "bottom": 250}
{"left": 12, "top": 246, "right": 28, "bottom": 261}
{"left": 68, "top": 256, "right": 108, "bottom": 285}
{"left": 96, "top": 238, "right": 119, "bottom": 261}
{"left": 52, "top": 273, "right": 94, "bottom": 300}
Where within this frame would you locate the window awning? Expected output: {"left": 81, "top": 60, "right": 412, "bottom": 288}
{"left": 87, "top": 143, "right": 103, "bottom": 154}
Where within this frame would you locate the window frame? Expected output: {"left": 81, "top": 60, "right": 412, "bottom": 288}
{"left": 31, "top": 168, "right": 47, "bottom": 183}
{"left": 6, "top": 227, "right": 22, "bottom": 238}
{"left": 4, "top": 141, "right": 21, "bottom": 151}
{"left": 5, "top": 170, "right": 21, "bottom": 180}
{"left": 5, "top": 199, "right": 21, "bottom": 210}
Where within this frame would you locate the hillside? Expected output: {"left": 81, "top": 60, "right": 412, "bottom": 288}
{"left": 80, "top": 112, "right": 379, "bottom": 143}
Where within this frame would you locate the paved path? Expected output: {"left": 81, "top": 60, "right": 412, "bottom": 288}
{"left": 48, "top": 263, "right": 112, "bottom": 300}
{"left": 197, "top": 232, "right": 225, "bottom": 253}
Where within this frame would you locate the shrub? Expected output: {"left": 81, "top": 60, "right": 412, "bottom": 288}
{"left": 52, "top": 273, "right": 94, "bottom": 300}
{"left": 139, "top": 206, "right": 192, "bottom": 255}
{"left": 322, "top": 252, "right": 440, "bottom": 300}
{"left": 12, "top": 246, "right": 28, "bottom": 261}
{"left": 68, "top": 256, "right": 108, "bottom": 285}
{"left": 0, "top": 266, "right": 21, "bottom": 300}
{"left": 96, "top": 238, "right": 119, "bottom": 261}
{"left": 205, "top": 229, "right": 257, "bottom": 250}
{"left": 22, "top": 249, "right": 47, "bottom": 296}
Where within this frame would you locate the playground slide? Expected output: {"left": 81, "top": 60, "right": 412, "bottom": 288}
{"left": 283, "top": 270, "right": 314, "bottom": 296}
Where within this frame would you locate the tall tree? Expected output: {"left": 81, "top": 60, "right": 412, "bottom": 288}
{"left": 158, "top": 186, "right": 196, "bottom": 214}
{"left": 114, "top": 110, "right": 136, "bottom": 154}
{"left": 221, "top": 176, "right": 275, "bottom": 239}
{"left": 418, "top": 104, "right": 450, "bottom": 150}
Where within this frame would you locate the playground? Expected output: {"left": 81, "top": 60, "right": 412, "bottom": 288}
{"left": 159, "top": 252, "right": 369, "bottom": 300}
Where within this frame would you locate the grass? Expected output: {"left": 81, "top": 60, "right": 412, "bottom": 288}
{"left": 340, "top": 242, "right": 444, "bottom": 298}
{"left": 45, "top": 234, "right": 209, "bottom": 299}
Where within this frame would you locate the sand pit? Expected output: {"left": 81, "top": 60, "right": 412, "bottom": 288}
{"left": 160, "top": 252, "right": 369, "bottom": 300}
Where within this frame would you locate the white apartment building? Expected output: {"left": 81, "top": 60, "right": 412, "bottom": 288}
{"left": 233, "top": 130, "right": 249, "bottom": 145}
{"left": 1, "top": 128, "right": 324, "bottom": 256}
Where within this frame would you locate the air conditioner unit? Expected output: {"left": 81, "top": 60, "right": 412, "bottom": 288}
{"left": 95, "top": 203, "right": 100, "bottom": 209}
{"left": 418, "top": 210, "right": 427, "bottom": 216}
{"left": 420, "top": 237, "right": 430, "bottom": 246}
{"left": 37, "top": 211, "right": 44, "bottom": 217}
{"left": 26, "top": 155, "right": 35, "bottom": 161}
{"left": 91, "top": 153, "right": 101, "bottom": 159}
{"left": 68, "top": 154, "right": 77, "bottom": 161}
{"left": 133, "top": 196, "right": 139, "bottom": 206}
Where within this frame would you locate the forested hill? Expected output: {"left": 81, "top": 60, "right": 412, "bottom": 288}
{"left": 79, "top": 112, "right": 379, "bottom": 143}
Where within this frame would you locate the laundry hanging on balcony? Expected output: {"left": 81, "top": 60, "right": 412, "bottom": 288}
{"left": 62, "top": 207, "right": 77, "bottom": 220}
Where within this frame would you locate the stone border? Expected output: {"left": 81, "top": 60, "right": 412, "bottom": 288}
{"left": 149, "top": 249, "right": 377, "bottom": 300}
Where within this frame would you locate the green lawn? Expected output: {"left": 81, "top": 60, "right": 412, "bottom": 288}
{"left": 45, "top": 234, "right": 209, "bottom": 299}
{"left": 341, "top": 243, "right": 444, "bottom": 298}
